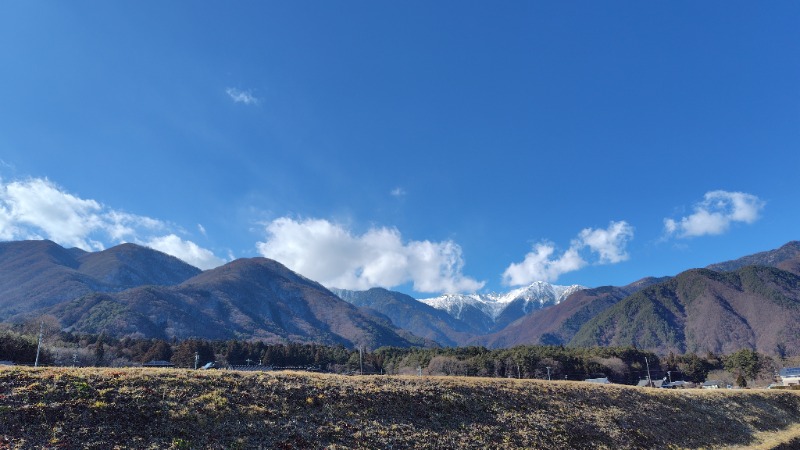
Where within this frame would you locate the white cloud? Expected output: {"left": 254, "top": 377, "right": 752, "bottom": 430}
{"left": 145, "top": 234, "right": 226, "bottom": 270}
{"left": 0, "top": 177, "right": 225, "bottom": 269}
{"left": 2, "top": 178, "right": 105, "bottom": 250}
{"left": 390, "top": 187, "right": 406, "bottom": 197}
{"left": 503, "top": 243, "right": 586, "bottom": 286}
{"left": 664, "top": 190, "right": 765, "bottom": 238}
{"left": 503, "top": 221, "right": 634, "bottom": 286}
{"left": 225, "top": 87, "right": 259, "bottom": 105}
{"left": 256, "top": 217, "right": 485, "bottom": 294}
{"left": 578, "top": 220, "right": 634, "bottom": 264}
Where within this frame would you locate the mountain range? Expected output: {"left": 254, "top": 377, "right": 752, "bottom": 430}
{"left": 470, "top": 277, "right": 669, "bottom": 348}
{"left": 418, "top": 282, "right": 585, "bottom": 334}
{"left": 0, "top": 240, "right": 200, "bottom": 319}
{"left": 331, "top": 288, "right": 479, "bottom": 347}
{"left": 1, "top": 239, "right": 799, "bottom": 356}
{"left": 0, "top": 241, "right": 423, "bottom": 348}
{"left": 338, "top": 241, "right": 800, "bottom": 356}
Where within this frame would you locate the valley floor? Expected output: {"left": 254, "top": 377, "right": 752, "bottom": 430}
{"left": 1, "top": 367, "right": 799, "bottom": 449}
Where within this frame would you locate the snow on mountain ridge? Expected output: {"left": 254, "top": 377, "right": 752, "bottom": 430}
{"left": 419, "top": 281, "right": 585, "bottom": 321}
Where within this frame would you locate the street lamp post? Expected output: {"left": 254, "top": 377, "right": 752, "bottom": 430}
{"left": 34, "top": 321, "right": 43, "bottom": 367}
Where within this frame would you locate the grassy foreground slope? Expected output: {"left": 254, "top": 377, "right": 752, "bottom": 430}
{"left": 1, "top": 368, "right": 800, "bottom": 449}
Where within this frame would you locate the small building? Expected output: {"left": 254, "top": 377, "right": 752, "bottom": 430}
{"left": 662, "top": 381, "right": 696, "bottom": 389}
{"left": 701, "top": 380, "right": 723, "bottom": 389}
{"left": 142, "top": 360, "right": 175, "bottom": 368}
{"left": 585, "top": 377, "right": 611, "bottom": 384}
{"left": 779, "top": 367, "right": 800, "bottom": 387}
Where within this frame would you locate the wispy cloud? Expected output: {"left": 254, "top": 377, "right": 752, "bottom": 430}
{"left": 390, "top": 187, "right": 406, "bottom": 198}
{"left": 225, "top": 87, "right": 259, "bottom": 105}
{"left": 503, "top": 220, "right": 634, "bottom": 285}
{"left": 256, "top": 217, "right": 485, "bottom": 294}
{"left": 664, "top": 190, "right": 765, "bottom": 238}
{"left": 0, "top": 177, "right": 226, "bottom": 269}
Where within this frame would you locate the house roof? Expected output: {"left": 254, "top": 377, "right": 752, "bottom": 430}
{"left": 585, "top": 377, "right": 610, "bottom": 384}
{"left": 779, "top": 367, "right": 800, "bottom": 377}
{"left": 142, "top": 360, "right": 174, "bottom": 367}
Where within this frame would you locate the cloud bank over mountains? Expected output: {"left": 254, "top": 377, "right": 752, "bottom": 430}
{"left": 0, "top": 176, "right": 767, "bottom": 294}
{"left": 0, "top": 177, "right": 224, "bottom": 270}
{"left": 256, "top": 218, "right": 485, "bottom": 294}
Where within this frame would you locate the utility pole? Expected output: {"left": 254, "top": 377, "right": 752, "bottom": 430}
{"left": 34, "top": 321, "right": 43, "bottom": 367}
{"left": 645, "top": 357, "right": 652, "bottom": 387}
{"left": 668, "top": 371, "right": 672, "bottom": 383}
{"left": 546, "top": 366, "right": 552, "bottom": 381}
{"left": 194, "top": 352, "right": 199, "bottom": 370}
{"left": 358, "top": 346, "right": 364, "bottom": 375}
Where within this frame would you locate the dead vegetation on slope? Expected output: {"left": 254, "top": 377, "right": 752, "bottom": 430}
{"left": 0, "top": 367, "right": 799, "bottom": 449}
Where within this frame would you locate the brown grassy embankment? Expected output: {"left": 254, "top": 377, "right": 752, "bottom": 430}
{"left": 1, "top": 367, "right": 799, "bottom": 449}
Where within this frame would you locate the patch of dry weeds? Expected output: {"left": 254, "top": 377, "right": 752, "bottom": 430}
{"left": 1, "top": 367, "right": 799, "bottom": 449}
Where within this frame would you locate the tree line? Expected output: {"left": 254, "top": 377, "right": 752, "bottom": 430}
{"left": 0, "top": 326, "right": 783, "bottom": 387}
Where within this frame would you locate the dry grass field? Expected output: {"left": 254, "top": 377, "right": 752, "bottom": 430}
{"left": 1, "top": 366, "right": 799, "bottom": 449}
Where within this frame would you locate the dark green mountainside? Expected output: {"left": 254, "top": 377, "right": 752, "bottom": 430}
{"left": 570, "top": 265, "right": 800, "bottom": 355}
{"left": 707, "top": 241, "right": 800, "bottom": 273}
{"left": 472, "top": 277, "right": 669, "bottom": 349}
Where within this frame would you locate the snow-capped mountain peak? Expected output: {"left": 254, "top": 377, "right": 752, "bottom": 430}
{"left": 419, "top": 281, "right": 585, "bottom": 322}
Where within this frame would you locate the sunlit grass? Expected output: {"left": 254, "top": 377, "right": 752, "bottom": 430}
{"left": 1, "top": 366, "right": 799, "bottom": 449}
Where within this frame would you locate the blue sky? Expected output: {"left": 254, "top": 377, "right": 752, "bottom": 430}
{"left": 1, "top": 2, "right": 798, "bottom": 296}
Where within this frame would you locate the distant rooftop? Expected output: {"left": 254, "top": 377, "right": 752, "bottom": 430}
{"left": 585, "top": 377, "right": 610, "bottom": 384}
{"left": 142, "top": 360, "right": 174, "bottom": 367}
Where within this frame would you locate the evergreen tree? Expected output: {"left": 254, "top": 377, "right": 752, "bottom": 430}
{"left": 140, "top": 340, "right": 173, "bottom": 363}
{"left": 171, "top": 339, "right": 215, "bottom": 368}
{"left": 94, "top": 335, "right": 105, "bottom": 367}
